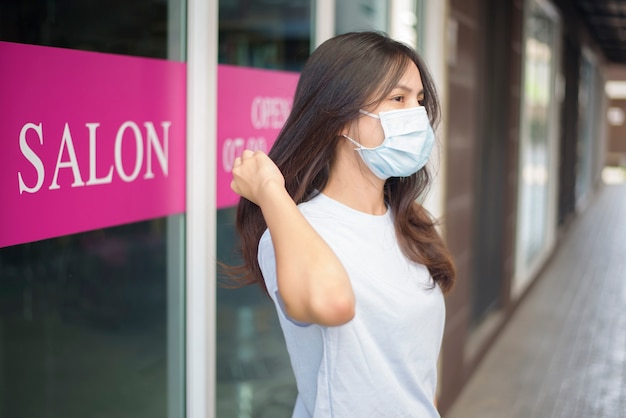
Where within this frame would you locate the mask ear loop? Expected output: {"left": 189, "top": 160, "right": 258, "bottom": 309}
{"left": 359, "top": 109, "right": 380, "bottom": 119}
{"left": 341, "top": 113, "right": 366, "bottom": 149}
{"left": 342, "top": 134, "right": 362, "bottom": 148}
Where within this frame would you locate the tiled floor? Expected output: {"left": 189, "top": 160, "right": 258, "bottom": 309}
{"left": 445, "top": 183, "right": 626, "bottom": 418}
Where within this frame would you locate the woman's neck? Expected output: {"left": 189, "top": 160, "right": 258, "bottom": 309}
{"left": 322, "top": 150, "right": 387, "bottom": 215}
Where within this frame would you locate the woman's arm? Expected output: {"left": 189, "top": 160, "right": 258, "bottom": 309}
{"left": 231, "top": 150, "right": 355, "bottom": 326}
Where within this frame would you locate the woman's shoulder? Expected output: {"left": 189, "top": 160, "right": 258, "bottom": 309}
{"left": 297, "top": 192, "right": 330, "bottom": 216}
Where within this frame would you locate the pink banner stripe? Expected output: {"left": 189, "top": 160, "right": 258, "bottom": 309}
{"left": 0, "top": 42, "right": 186, "bottom": 248}
{"left": 216, "top": 64, "right": 299, "bottom": 209}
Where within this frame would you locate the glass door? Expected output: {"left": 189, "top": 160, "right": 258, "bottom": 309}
{"left": 215, "top": 2, "right": 312, "bottom": 417}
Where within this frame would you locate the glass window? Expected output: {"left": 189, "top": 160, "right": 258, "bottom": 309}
{"left": 576, "top": 52, "right": 596, "bottom": 204}
{"left": 216, "top": 1, "right": 311, "bottom": 417}
{"left": 336, "top": 0, "right": 389, "bottom": 34}
{"left": 219, "top": 0, "right": 311, "bottom": 70}
{"left": 0, "top": 1, "right": 186, "bottom": 417}
{"left": 514, "top": 0, "right": 560, "bottom": 295}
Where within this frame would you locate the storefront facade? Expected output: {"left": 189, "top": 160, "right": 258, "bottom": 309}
{"left": 1, "top": 1, "right": 443, "bottom": 417}
{"left": 439, "top": 0, "right": 611, "bottom": 413}
{"left": 1, "top": 0, "right": 613, "bottom": 417}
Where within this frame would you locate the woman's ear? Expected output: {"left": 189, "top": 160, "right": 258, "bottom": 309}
{"left": 340, "top": 118, "right": 356, "bottom": 137}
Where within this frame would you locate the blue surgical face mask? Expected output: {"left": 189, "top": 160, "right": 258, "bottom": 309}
{"left": 342, "top": 106, "right": 435, "bottom": 180}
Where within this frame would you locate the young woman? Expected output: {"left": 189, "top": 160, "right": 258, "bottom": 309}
{"left": 230, "top": 31, "right": 455, "bottom": 417}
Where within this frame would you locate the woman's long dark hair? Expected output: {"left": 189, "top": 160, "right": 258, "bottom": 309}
{"left": 230, "top": 31, "right": 455, "bottom": 294}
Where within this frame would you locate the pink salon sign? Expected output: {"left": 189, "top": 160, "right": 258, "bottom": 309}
{"left": 217, "top": 65, "right": 299, "bottom": 208}
{"left": 0, "top": 42, "right": 186, "bottom": 248}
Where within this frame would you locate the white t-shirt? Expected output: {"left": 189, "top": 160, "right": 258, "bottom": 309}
{"left": 258, "top": 192, "right": 446, "bottom": 418}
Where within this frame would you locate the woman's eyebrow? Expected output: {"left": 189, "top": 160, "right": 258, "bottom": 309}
{"left": 394, "top": 84, "right": 424, "bottom": 96}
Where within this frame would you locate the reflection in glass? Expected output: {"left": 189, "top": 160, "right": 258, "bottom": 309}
{"left": 0, "top": 219, "right": 183, "bottom": 418}
{"left": 0, "top": 0, "right": 172, "bottom": 59}
{"left": 219, "top": 0, "right": 311, "bottom": 70}
{"left": 336, "top": 0, "right": 388, "bottom": 34}
{"left": 216, "top": 208, "right": 297, "bottom": 418}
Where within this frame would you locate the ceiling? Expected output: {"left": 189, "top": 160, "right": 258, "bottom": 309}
{"left": 574, "top": 0, "right": 626, "bottom": 64}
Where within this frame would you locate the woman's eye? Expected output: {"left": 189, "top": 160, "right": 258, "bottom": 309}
{"left": 391, "top": 96, "right": 404, "bottom": 102}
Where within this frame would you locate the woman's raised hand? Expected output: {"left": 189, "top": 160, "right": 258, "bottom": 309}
{"left": 230, "top": 150, "right": 285, "bottom": 206}
{"left": 232, "top": 151, "right": 354, "bottom": 326}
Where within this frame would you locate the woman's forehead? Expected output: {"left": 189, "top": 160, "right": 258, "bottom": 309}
{"left": 369, "top": 60, "right": 423, "bottom": 101}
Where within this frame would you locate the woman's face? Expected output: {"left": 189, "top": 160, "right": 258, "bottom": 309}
{"left": 344, "top": 61, "right": 425, "bottom": 148}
